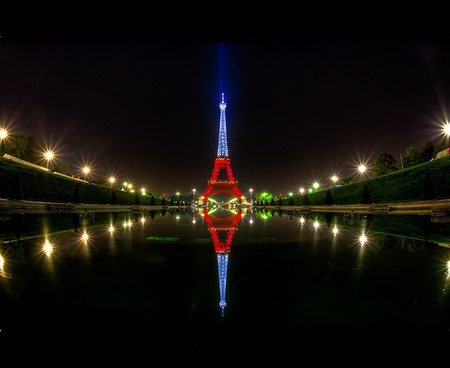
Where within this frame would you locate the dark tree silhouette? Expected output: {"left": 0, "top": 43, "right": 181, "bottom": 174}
{"left": 360, "top": 184, "right": 373, "bottom": 204}
{"left": 420, "top": 171, "right": 435, "bottom": 200}
{"left": 108, "top": 190, "right": 118, "bottom": 205}
{"left": 8, "top": 171, "right": 24, "bottom": 200}
{"left": 420, "top": 140, "right": 435, "bottom": 163}
{"left": 325, "top": 189, "right": 334, "bottom": 205}
{"left": 69, "top": 183, "right": 82, "bottom": 203}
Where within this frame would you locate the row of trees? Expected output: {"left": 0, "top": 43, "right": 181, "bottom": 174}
{"left": 370, "top": 139, "right": 444, "bottom": 177}
{"left": 1, "top": 132, "right": 71, "bottom": 174}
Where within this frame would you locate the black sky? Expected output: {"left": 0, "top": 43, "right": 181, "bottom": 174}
{"left": 1, "top": 36, "right": 450, "bottom": 197}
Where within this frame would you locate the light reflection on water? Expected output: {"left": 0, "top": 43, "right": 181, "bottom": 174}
{"left": 1, "top": 209, "right": 450, "bottom": 343}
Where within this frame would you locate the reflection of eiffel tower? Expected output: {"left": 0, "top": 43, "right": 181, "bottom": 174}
{"left": 200, "top": 208, "right": 244, "bottom": 316}
{"left": 201, "top": 93, "right": 243, "bottom": 204}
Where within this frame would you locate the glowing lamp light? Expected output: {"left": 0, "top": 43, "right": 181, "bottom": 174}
{"left": 0, "top": 128, "right": 7, "bottom": 140}
{"left": 359, "top": 232, "right": 368, "bottom": 245}
{"left": 332, "top": 225, "right": 339, "bottom": 236}
{"left": 44, "top": 150, "right": 55, "bottom": 168}
{"left": 82, "top": 231, "right": 89, "bottom": 243}
{"left": 82, "top": 166, "right": 90, "bottom": 181}
{"left": 442, "top": 122, "right": 450, "bottom": 137}
{"left": 43, "top": 238, "right": 53, "bottom": 256}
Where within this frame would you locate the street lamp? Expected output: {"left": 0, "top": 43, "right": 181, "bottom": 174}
{"left": 331, "top": 175, "right": 339, "bottom": 187}
{"left": 193, "top": 189, "right": 196, "bottom": 205}
{"left": 249, "top": 188, "right": 253, "bottom": 202}
{"left": 43, "top": 150, "right": 54, "bottom": 169}
{"left": 82, "top": 166, "right": 90, "bottom": 181}
{"left": 0, "top": 128, "right": 8, "bottom": 155}
{"left": 176, "top": 192, "right": 180, "bottom": 204}
{"left": 108, "top": 176, "right": 116, "bottom": 188}
{"left": 443, "top": 122, "right": 450, "bottom": 138}
{"left": 358, "top": 164, "right": 367, "bottom": 174}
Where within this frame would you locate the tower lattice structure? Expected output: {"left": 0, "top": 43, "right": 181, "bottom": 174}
{"left": 201, "top": 93, "right": 243, "bottom": 203}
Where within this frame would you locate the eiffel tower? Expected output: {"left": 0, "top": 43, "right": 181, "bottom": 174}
{"left": 201, "top": 93, "right": 243, "bottom": 205}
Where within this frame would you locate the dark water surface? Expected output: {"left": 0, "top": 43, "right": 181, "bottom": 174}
{"left": 1, "top": 209, "right": 450, "bottom": 348}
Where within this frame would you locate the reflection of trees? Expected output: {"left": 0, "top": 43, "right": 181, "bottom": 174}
{"left": 1, "top": 240, "right": 29, "bottom": 262}
{"left": 254, "top": 210, "right": 273, "bottom": 220}
{"left": 371, "top": 233, "right": 397, "bottom": 250}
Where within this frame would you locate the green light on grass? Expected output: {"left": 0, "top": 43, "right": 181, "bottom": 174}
{"left": 146, "top": 236, "right": 179, "bottom": 242}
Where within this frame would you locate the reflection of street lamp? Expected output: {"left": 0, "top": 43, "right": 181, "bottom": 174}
{"left": 0, "top": 128, "right": 8, "bottom": 155}
{"left": 44, "top": 150, "right": 54, "bottom": 169}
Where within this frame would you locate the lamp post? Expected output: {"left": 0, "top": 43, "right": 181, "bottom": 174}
{"left": 176, "top": 192, "right": 180, "bottom": 204}
{"left": 313, "top": 182, "right": 320, "bottom": 192}
{"left": 0, "top": 128, "right": 8, "bottom": 155}
{"left": 442, "top": 122, "right": 450, "bottom": 138}
{"left": 82, "top": 166, "right": 90, "bottom": 181}
{"left": 358, "top": 164, "right": 368, "bottom": 180}
{"left": 44, "top": 150, "right": 54, "bottom": 169}
{"left": 249, "top": 188, "right": 253, "bottom": 203}
{"left": 193, "top": 189, "right": 196, "bottom": 205}
{"left": 331, "top": 175, "right": 339, "bottom": 187}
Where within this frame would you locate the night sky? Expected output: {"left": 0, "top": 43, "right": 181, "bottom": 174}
{"left": 1, "top": 35, "right": 450, "bottom": 198}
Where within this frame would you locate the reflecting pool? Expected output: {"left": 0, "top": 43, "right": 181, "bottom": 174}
{"left": 1, "top": 208, "right": 450, "bottom": 346}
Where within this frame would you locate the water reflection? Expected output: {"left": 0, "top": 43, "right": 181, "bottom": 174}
{"left": 199, "top": 208, "right": 243, "bottom": 316}
{"left": 1, "top": 208, "right": 450, "bottom": 340}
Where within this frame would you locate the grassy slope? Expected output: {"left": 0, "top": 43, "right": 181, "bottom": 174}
{"left": 2, "top": 154, "right": 450, "bottom": 206}
{"left": 0, "top": 156, "right": 160, "bottom": 205}
{"left": 290, "top": 155, "right": 450, "bottom": 206}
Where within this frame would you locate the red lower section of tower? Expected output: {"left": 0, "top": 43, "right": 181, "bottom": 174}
{"left": 202, "top": 157, "right": 243, "bottom": 202}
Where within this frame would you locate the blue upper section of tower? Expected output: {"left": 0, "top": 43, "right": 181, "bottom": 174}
{"left": 217, "top": 93, "right": 229, "bottom": 158}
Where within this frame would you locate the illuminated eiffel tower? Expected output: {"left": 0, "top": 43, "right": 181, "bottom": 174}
{"left": 201, "top": 93, "right": 243, "bottom": 204}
